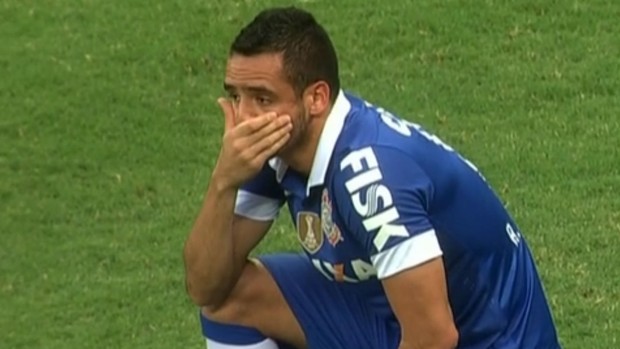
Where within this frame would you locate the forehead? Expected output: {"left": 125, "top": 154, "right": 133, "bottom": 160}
{"left": 225, "top": 53, "right": 287, "bottom": 89}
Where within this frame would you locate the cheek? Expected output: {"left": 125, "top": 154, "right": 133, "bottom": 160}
{"left": 276, "top": 103, "right": 299, "bottom": 118}
{"left": 291, "top": 110, "right": 309, "bottom": 137}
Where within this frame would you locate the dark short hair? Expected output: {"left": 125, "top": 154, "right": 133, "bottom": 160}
{"left": 230, "top": 6, "right": 340, "bottom": 103}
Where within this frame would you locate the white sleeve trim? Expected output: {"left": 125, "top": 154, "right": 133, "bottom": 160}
{"left": 206, "top": 338, "right": 279, "bottom": 349}
{"left": 234, "top": 190, "right": 282, "bottom": 221}
{"left": 371, "top": 229, "right": 443, "bottom": 279}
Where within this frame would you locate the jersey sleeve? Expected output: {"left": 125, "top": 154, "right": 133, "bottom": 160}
{"left": 234, "top": 163, "right": 285, "bottom": 221}
{"left": 332, "top": 145, "right": 443, "bottom": 279}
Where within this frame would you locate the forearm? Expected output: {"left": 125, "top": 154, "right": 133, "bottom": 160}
{"left": 383, "top": 258, "right": 459, "bottom": 349}
{"left": 183, "top": 176, "right": 240, "bottom": 308}
{"left": 399, "top": 337, "right": 458, "bottom": 349}
{"left": 396, "top": 312, "right": 459, "bottom": 349}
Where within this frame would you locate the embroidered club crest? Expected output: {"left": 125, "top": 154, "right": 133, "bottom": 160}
{"left": 297, "top": 211, "right": 323, "bottom": 254}
{"left": 321, "top": 189, "right": 343, "bottom": 246}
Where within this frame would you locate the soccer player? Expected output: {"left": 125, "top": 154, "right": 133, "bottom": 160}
{"left": 183, "top": 6, "right": 562, "bottom": 349}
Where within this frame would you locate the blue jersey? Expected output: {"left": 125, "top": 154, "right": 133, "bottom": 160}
{"left": 235, "top": 91, "right": 559, "bottom": 348}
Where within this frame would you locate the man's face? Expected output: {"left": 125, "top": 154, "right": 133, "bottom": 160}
{"left": 224, "top": 53, "right": 309, "bottom": 153}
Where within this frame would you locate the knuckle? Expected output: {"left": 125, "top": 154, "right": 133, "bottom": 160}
{"left": 240, "top": 150, "right": 253, "bottom": 163}
{"left": 250, "top": 119, "right": 264, "bottom": 131}
{"left": 231, "top": 140, "right": 243, "bottom": 153}
{"left": 249, "top": 158, "right": 263, "bottom": 171}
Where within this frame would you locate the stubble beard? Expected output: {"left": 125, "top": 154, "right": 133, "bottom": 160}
{"left": 276, "top": 106, "right": 310, "bottom": 158}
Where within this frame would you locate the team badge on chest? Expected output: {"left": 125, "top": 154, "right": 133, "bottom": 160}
{"left": 297, "top": 211, "right": 323, "bottom": 254}
{"left": 321, "top": 189, "right": 344, "bottom": 246}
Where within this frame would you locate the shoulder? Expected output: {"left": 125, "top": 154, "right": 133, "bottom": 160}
{"left": 339, "top": 92, "right": 432, "bottom": 155}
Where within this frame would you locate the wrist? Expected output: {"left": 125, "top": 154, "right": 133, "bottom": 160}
{"left": 209, "top": 171, "right": 239, "bottom": 194}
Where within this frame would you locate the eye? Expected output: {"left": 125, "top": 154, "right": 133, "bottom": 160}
{"left": 256, "top": 96, "right": 271, "bottom": 106}
{"left": 228, "top": 92, "right": 240, "bottom": 104}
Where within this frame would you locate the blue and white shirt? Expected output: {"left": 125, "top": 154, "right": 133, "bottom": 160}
{"left": 235, "top": 91, "right": 559, "bottom": 348}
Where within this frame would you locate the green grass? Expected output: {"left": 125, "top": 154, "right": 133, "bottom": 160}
{"left": 1, "top": 0, "right": 618, "bottom": 348}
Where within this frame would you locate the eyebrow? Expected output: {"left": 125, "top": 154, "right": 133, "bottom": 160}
{"left": 223, "top": 83, "right": 274, "bottom": 95}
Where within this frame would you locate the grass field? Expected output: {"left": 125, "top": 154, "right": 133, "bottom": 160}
{"left": 1, "top": 0, "right": 619, "bottom": 348}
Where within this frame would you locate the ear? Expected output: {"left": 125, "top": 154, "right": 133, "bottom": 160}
{"left": 304, "top": 81, "right": 331, "bottom": 117}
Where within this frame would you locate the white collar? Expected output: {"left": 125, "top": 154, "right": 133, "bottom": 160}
{"left": 268, "top": 90, "right": 351, "bottom": 196}
{"left": 305, "top": 90, "right": 351, "bottom": 195}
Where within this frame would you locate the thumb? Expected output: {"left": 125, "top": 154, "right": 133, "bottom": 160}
{"left": 217, "top": 97, "right": 235, "bottom": 131}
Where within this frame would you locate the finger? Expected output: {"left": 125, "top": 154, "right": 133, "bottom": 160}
{"left": 228, "top": 113, "right": 284, "bottom": 153}
{"left": 234, "top": 112, "right": 278, "bottom": 136}
{"left": 249, "top": 118, "right": 293, "bottom": 156}
{"left": 245, "top": 114, "right": 292, "bottom": 144}
{"left": 217, "top": 98, "right": 236, "bottom": 131}
{"left": 257, "top": 127, "right": 292, "bottom": 161}
{"left": 244, "top": 115, "right": 292, "bottom": 152}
